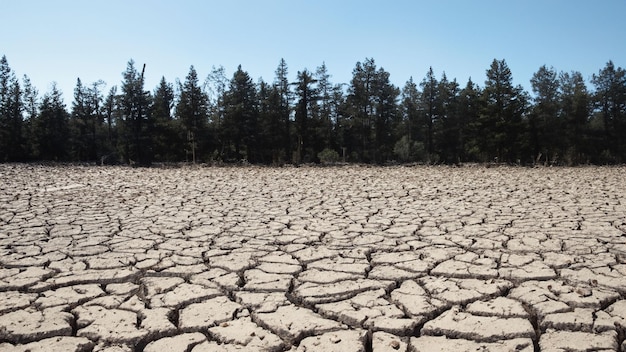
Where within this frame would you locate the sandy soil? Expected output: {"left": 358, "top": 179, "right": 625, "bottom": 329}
{"left": 0, "top": 164, "right": 625, "bottom": 351}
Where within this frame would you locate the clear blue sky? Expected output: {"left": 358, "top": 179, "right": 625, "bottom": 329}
{"left": 2, "top": 0, "right": 625, "bottom": 103}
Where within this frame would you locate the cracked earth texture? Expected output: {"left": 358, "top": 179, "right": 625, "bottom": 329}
{"left": 1, "top": 164, "right": 625, "bottom": 352}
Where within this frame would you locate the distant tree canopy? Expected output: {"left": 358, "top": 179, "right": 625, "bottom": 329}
{"left": 1, "top": 55, "right": 625, "bottom": 165}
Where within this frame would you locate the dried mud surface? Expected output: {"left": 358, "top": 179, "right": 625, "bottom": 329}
{"left": 1, "top": 164, "right": 625, "bottom": 352}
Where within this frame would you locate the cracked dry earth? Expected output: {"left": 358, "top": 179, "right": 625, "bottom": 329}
{"left": 0, "top": 165, "right": 625, "bottom": 352}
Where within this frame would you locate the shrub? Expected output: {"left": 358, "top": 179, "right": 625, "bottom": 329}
{"left": 393, "top": 136, "right": 426, "bottom": 162}
{"left": 317, "top": 148, "right": 340, "bottom": 164}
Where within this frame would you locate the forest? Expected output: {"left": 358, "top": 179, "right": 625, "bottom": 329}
{"left": 0, "top": 55, "right": 625, "bottom": 166}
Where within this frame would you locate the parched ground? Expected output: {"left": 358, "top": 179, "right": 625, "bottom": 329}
{"left": 0, "top": 164, "right": 625, "bottom": 352}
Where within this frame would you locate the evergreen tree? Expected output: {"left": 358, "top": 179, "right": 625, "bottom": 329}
{"left": 314, "top": 63, "right": 335, "bottom": 150}
{"left": 206, "top": 65, "right": 229, "bottom": 158}
{"left": 330, "top": 83, "right": 348, "bottom": 161}
{"left": 223, "top": 65, "right": 258, "bottom": 162}
{"left": 372, "top": 66, "right": 399, "bottom": 163}
{"left": 481, "top": 59, "right": 528, "bottom": 163}
{"left": 274, "top": 59, "right": 292, "bottom": 162}
{"left": 591, "top": 61, "right": 626, "bottom": 162}
{"left": 559, "top": 71, "right": 591, "bottom": 164}
{"left": 400, "top": 78, "right": 421, "bottom": 143}
{"left": 345, "top": 59, "right": 398, "bottom": 163}
{"left": 293, "top": 69, "right": 317, "bottom": 163}
{"left": 176, "top": 66, "right": 209, "bottom": 162}
{"left": 22, "top": 75, "right": 38, "bottom": 159}
{"left": 152, "top": 76, "right": 179, "bottom": 161}
{"left": 88, "top": 80, "right": 106, "bottom": 162}
{"left": 70, "top": 78, "right": 91, "bottom": 160}
{"left": 346, "top": 58, "right": 377, "bottom": 162}
{"left": 119, "top": 60, "right": 152, "bottom": 165}
{"left": 436, "top": 74, "right": 461, "bottom": 163}
{"left": 419, "top": 67, "right": 438, "bottom": 160}
{"left": 22, "top": 75, "right": 38, "bottom": 122}
{"left": 102, "top": 86, "right": 118, "bottom": 163}
{"left": 396, "top": 77, "right": 424, "bottom": 162}
{"left": 395, "top": 79, "right": 417, "bottom": 161}
{"left": 257, "top": 79, "right": 283, "bottom": 164}
{"left": 0, "top": 56, "right": 26, "bottom": 161}
{"left": 529, "top": 65, "right": 561, "bottom": 164}
{"left": 34, "top": 83, "right": 69, "bottom": 160}
{"left": 0, "top": 56, "right": 10, "bottom": 106}
{"left": 5, "top": 77, "right": 24, "bottom": 160}
{"left": 458, "top": 78, "right": 482, "bottom": 161}
{"left": 0, "top": 55, "right": 12, "bottom": 160}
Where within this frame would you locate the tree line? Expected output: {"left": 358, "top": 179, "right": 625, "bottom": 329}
{"left": 1, "top": 55, "right": 625, "bottom": 165}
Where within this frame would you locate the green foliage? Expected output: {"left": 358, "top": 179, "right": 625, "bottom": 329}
{"left": 152, "top": 77, "right": 180, "bottom": 161}
{"left": 480, "top": 59, "right": 528, "bottom": 162}
{"left": 119, "top": 60, "right": 152, "bottom": 165}
{"left": 101, "top": 86, "right": 119, "bottom": 164}
{"left": 223, "top": 65, "right": 258, "bottom": 162}
{"left": 419, "top": 67, "right": 438, "bottom": 157}
{"left": 294, "top": 69, "right": 318, "bottom": 163}
{"left": 400, "top": 77, "right": 421, "bottom": 147}
{"left": 176, "top": 66, "right": 210, "bottom": 163}
{"left": 0, "top": 55, "right": 27, "bottom": 161}
{"left": 393, "top": 135, "right": 425, "bottom": 162}
{"left": 559, "top": 71, "right": 591, "bottom": 165}
{"left": 317, "top": 148, "right": 340, "bottom": 164}
{"left": 33, "top": 84, "right": 70, "bottom": 160}
{"left": 591, "top": 61, "right": 626, "bottom": 163}
{"left": 346, "top": 58, "right": 400, "bottom": 163}
{"left": 69, "top": 78, "right": 106, "bottom": 161}
{"left": 529, "top": 65, "right": 561, "bottom": 163}
{"left": 257, "top": 79, "right": 284, "bottom": 164}
{"left": 274, "top": 59, "right": 292, "bottom": 163}
{"left": 1, "top": 54, "right": 625, "bottom": 166}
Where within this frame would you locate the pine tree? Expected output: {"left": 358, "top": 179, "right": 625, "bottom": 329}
{"left": 458, "top": 78, "right": 482, "bottom": 161}
{"left": 436, "top": 73, "right": 461, "bottom": 163}
{"left": 0, "top": 55, "right": 26, "bottom": 161}
{"left": 70, "top": 78, "right": 90, "bottom": 160}
{"left": 6, "top": 78, "right": 24, "bottom": 160}
{"left": 529, "top": 65, "right": 561, "bottom": 164}
{"left": 346, "top": 58, "right": 377, "bottom": 162}
{"left": 22, "top": 75, "right": 38, "bottom": 122}
{"left": 206, "top": 65, "right": 229, "bottom": 159}
{"left": 223, "top": 65, "right": 258, "bottom": 162}
{"left": 345, "top": 59, "right": 399, "bottom": 163}
{"left": 257, "top": 79, "right": 283, "bottom": 164}
{"left": 0, "top": 55, "right": 11, "bottom": 160}
{"left": 274, "top": 59, "right": 292, "bottom": 162}
{"left": 102, "top": 86, "right": 118, "bottom": 163}
{"left": 119, "top": 60, "right": 152, "bottom": 165}
{"left": 481, "top": 59, "right": 528, "bottom": 163}
{"left": 372, "top": 67, "right": 399, "bottom": 163}
{"left": 34, "top": 83, "right": 69, "bottom": 160}
{"left": 419, "top": 67, "right": 438, "bottom": 160}
{"left": 22, "top": 75, "right": 38, "bottom": 159}
{"left": 176, "top": 66, "right": 209, "bottom": 162}
{"left": 396, "top": 77, "right": 424, "bottom": 162}
{"left": 314, "top": 63, "right": 335, "bottom": 150}
{"left": 591, "top": 61, "right": 626, "bottom": 162}
{"left": 152, "top": 76, "right": 179, "bottom": 161}
{"left": 400, "top": 77, "right": 420, "bottom": 143}
{"left": 294, "top": 69, "right": 317, "bottom": 163}
{"left": 330, "top": 84, "right": 347, "bottom": 161}
{"left": 559, "top": 71, "right": 591, "bottom": 164}
{"left": 88, "top": 80, "right": 106, "bottom": 162}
